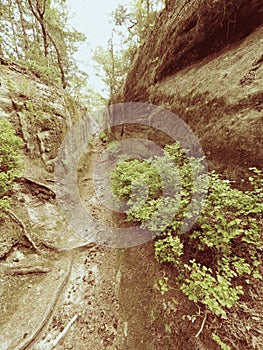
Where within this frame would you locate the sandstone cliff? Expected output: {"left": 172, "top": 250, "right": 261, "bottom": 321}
{"left": 0, "top": 61, "right": 88, "bottom": 258}
{"left": 116, "top": 0, "right": 263, "bottom": 182}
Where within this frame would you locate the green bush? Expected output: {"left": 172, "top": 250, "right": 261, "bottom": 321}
{"left": 110, "top": 142, "right": 263, "bottom": 318}
{"left": 99, "top": 130, "right": 109, "bottom": 142}
{"left": 0, "top": 118, "right": 24, "bottom": 214}
{"left": 110, "top": 143, "right": 200, "bottom": 231}
{"left": 180, "top": 260, "right": 243, "bottom": 318}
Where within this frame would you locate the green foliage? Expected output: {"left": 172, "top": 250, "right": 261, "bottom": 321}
{"left": 99, "top": 130, "right": 109, "bottom": 143}
{"left": 180, "top": 260, "right": 243, "bottom": 318}
{"left": 154, "top": 231, "right": 183, "bottom": 264}
{"left": 93, "top": 1, "right": 164, "bottom": 97}
{"left": 111, "top": 158, "right": 162, "bottom": 202}
{"left": 0, "top": 118, "right": 24, "bottom": 214}
{"left": 110, "top": 142, "right": 263, "bottom": 319}
{"left": 155, "top": 276, "right": 170, "bottom": 295}
{"left": 111, "top": 143, "right": 195, "bottom": 231}
{"left": 112, "top": 0, "right": 164, "bottom": 45}
{"left": 212, "top": 333, "right": 231, "bottom": 350}
{"left": 1, "top": 0, "right": 87, "bottom": 90}
{"left": 93, "top": 44, "right": 128, "bottom": 98}
{"left": 18, "top": 55, "right": 61, "bottom": 86}
{"left": 248, "top": 167, "right": 263, "bottom": 199}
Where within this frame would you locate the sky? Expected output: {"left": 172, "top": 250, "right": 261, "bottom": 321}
{"left": 67, "top": 0, "right": 130, "bottom": 97}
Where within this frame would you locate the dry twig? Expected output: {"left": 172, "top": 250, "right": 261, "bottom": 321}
{"left": 51, "top": 314, "right": 78, "bottom": 348}
{"left": 195, "top": 310, "right": 208, "bottom": 338}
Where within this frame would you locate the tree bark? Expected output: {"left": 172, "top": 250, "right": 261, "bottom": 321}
{"left": 27, "top": 0, "right": 48, "bottom": 57}
{"left": 47, "top": 32, "right": 67, "bottom": 89}
{"left": 16, "top": 0, "right": 29, "bottom": 52}
{"left": 108, "top": 35, "right": 117, "bottom": 97}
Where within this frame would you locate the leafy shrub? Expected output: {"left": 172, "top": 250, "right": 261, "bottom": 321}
{"left": 154, "top": 231, "right": 183, "bottom": 265}
{"left": 99, "top": 130, "right": 109, "bottom": 142}
{"left": 0, "top": 118, "right": 24, "bottom": 214}
{"left": 110, "top": 142, "right": 263, "bottom": 319}
{"left": 111, "top": 158, "right": 162, "bottom": 202}
{"left": 110, "top": 143, "right": 203, "bottom": 232}
{"left": 180, "top": 260, "right": 243, "bottom": 318}
{"left": 155, "top": 276, "right": 170, "bottom": 295}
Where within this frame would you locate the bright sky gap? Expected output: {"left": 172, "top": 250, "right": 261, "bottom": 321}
{"left": 67, "top": 0, "right": 131, "bottom": 97}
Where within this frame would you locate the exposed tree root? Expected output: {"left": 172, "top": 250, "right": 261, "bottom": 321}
{"left": 19, "top": 176, "right": 56, "bottom": 199}
{"left": 50, "top": 314, "right": 78, "bottom": 349}
{"left": 4, "top": 265, "right": 51, "bottom": 276}
{"left": 0, "top": 243, "right": 19, "bottom": 262}
{"left": 17, "top": 257, "right": 73, "bottom": 350}
{"left": 35, "top": 239, "right": 65, "bottom": 253}
{"left": 4, "top": 209, "right": 98, "bottom": 256}
{"left": 33, "top": 240, "right": 96, "bottom": 253}
{"left": 5, "top": 209, "right": 42, "bottom": 254}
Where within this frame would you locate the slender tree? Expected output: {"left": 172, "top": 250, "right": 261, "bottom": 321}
{"left": 0, "top": 0, "right": 87, "bottom": 90}
{"left": 93, "top": 0, "right": 164, "bottom": 97}
{"left": 27, "top": 0, "right": 49, "bottom": 57}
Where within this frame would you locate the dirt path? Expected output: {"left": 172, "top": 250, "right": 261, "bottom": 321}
{"left": 28, "top": 247, "right": 123, "bottom": 350}
{"left": 23, "top": 141, "right": 126, "bottom": 350}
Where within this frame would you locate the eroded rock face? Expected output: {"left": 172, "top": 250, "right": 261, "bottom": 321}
{"left": 0, "top": 62, "right": 85, "bottom": 172}
{"left": 0, "top": 62, "right": 92, "bottom": 349}
{"left": 115, "top": 0, "right": 263, "bottom": 182}
{"left": 149, "top": 27, "right": 263, "bottom": 182}
{"left": 119, "top": 0, "right": 263, "bottom": 102}
{"left": 0, "top": 62, "right": 89, "bottom": 257}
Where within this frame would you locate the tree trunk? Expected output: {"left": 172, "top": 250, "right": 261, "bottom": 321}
{"left": 27, "top": 0, "right": 48, "bottom": 57}
{"left": 16, "top": 0, "right": 29, "bottom": 52}
{"left": 48, "top": 33, "right": 67, "bottom": 89}
{"left": 8, "top": 0, "right": 21, "bottom": 59}
{"left": 108, "top": 34, "right": 118, "bottom": 97}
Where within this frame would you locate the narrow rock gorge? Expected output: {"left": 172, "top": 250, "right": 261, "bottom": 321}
{"left": 0, "top": 1, "right": 263, "bottom": 349}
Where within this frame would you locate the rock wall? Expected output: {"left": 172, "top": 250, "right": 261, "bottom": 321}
{"left": 115, "top": 0, "right": 263, "bottom": 183}
{"left": 112, "top": 3, "right": 263, "bottom": 348}
{"left": 0, "top": 62, "right": 85, "bottom": 172}
{"left": 0, "top": 61, "right": 90, "bottom": 258}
